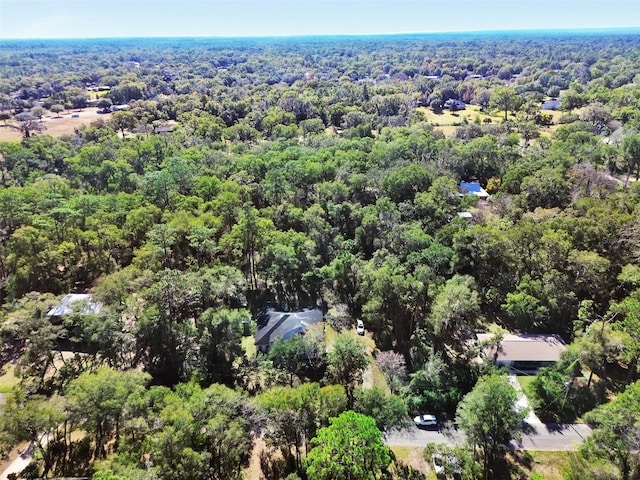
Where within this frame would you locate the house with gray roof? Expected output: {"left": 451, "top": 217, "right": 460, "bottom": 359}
{"left": 255, "top": 307, "right": 323, "bottom": 353}
{"left": 47, "top": 293, "right": 102, "bottom": 323}
{"left": 476, "top": 333, "right": 567, "bottom": 373}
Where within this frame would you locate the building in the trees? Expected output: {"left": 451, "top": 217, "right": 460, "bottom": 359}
{"left": 459, "top": 181, "right": 490, "bottom": 200}
{"left": 444, "top": 99, "right": 466, "bottom": 110}
{"left": 255, "top": 307, "right": 323, "bottom": 352}
{"left": 476, "top": 333, "right": 567, "bottom": 373}
{"left": 46, "top": 293, "right": 102, "bottom": 324}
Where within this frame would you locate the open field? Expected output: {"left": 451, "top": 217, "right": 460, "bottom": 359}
{"left": 0, "top": 108, "right": 105, "bottom": 142}
{"left": 419, "top": 104, "right": 569, "bottom": 139}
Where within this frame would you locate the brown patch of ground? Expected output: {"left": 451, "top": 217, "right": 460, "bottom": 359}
{"left": 243, "top": 436, "right": 266, "bottom": 480}
{"left": 390, "top": 446, "right": 431, "bottom": 476}
{"left": 0, "top": 109, "right": 105, "bottom": 142}
{"left": 508, "top": 450, "right": 568, "bottom": 480}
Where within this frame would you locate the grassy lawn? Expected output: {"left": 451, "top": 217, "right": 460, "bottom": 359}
{"left": 389, "top": 446, "right": 433, "bottom": 478}
{"left": 388, "top": 447, "right": 568, "bottom": 480}
{"left": 517, "top": 374, "right": 537, "bottom": 395}
{"left": 241, "top": 334, "right": 256, "bottom": 360}
{"left": 371, "top": 362, "right": 389, "bottom": 392}
{"left": 419, "top": 105, "right": 500, "bottom": 127}
{"left": 0, "top": 364, "right": 20, "bottom": 393}
{"left": 527, "top": 451, "right": 570, "bottom": 480}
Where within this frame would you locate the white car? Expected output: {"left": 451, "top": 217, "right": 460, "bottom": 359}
{"left": 356, "top": 319, "right": 365, "bottom": 335}
{"left": 413, "top": 414, "right": 437, "bottom": 427}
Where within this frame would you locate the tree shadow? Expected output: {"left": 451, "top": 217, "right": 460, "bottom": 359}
{"left": 543, "top": 423, "right": 571, "bottom": 433}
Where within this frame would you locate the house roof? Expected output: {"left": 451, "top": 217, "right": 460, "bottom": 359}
{"left": 255, "top": 307, "right": 323, "bottom": 348}
{"left": 476, "top": 333, "right": 566, "bottom": 363}
{"left": 155, "top": 123, "right": 175, "bottom": 133}
{"left": 46, "top": 294, "right": 102, "bottom": 317}
{"left": 459, "top": 181, "right": 490, "bottom": 199}
{"left": 541, "top": 99, "right": 561, "bottom": 111}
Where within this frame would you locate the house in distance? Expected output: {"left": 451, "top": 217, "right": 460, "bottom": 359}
{"left": 459, "top": 181, "right": 490, "bottom": 201}
{"left": 46, "top": 293, "right": 102, "bottom": 324}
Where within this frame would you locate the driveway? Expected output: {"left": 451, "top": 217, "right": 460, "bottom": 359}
{"left": 0, "top": 444, "right": 34, "bottom": 480}
{"left": 508, "top": 374, "right": 543, "bottom": 426}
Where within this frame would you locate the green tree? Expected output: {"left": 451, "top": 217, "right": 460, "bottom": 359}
{"left": 50, "top": 104, "right": 64, "bottom": 117}
{"left": 137, "top": 382, "right": 253, "bottom": 480}
{"left": 490, "top": 87, "right": 521, "bottom": 121}
{"left": 353, "top": 387, "right": 410, "bottom": 434}
{"left": 0, "top": 391, "right": 67, "bottom": 477}
{"left": 621, "top": 133, "right": 640, "bottom": 184}
{"left": 66, "top": 367, "right": 150, "bottom": 460}
{"left": 195, "top": 307, "right": 247, "bottom": 386}
{"left": 326, "top": 334, "right": 370, "bottom": 409}
{"left": 305, "top": 411, "right": 391, "bottom": 480}
{"left": 109, "top": 110, "right": 136, "bottom": 138}
{"left": 456, "top": 374, "right": 526, "bottom": 480}
{"left": 581, "top": 380, "right": 640, "bottom": 480}
{"left": 428, "top": 275, "right": 481, "bottom": 360}
{"left": 268, "top": 334, "right": 326, "bottom": 386}
{"left": 258, "top": 383, "right": 330, "bottom": 474}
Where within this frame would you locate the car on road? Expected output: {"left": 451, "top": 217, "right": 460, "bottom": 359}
{"left": 356, "top": 319, "right": 365, "bottom": 335}
{"left": 413, "top": 414, "right": 437, "bottom": 428}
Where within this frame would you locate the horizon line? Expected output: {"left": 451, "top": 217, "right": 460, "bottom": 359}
{"left": 2, "top": 25, "right": 640, "bottom": 42}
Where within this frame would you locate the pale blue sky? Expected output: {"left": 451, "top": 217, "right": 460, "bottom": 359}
{"left": 1, "top": 0, "right": 639, "bottom": 39}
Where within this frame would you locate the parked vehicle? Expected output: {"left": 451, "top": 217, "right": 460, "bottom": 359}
{"left": 413, "top": 414, "right": 437, "bottom": 427}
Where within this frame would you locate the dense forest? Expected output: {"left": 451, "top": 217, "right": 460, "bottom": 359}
{"left": 0, "top": 31, "right": 639, "bottom": 480}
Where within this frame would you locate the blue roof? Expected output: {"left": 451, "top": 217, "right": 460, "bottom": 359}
{"left": 460, "top": 181, "right": 482, "bottom": 194}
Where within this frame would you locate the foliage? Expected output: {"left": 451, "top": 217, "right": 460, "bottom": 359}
{"left": 0, "top": 31, "right": 639, "bottom": 478}
{"left": 456, "top": 374, "right": 527, "bottom": 479}
{"left": 353, "top": 386, "right": 410, "bottom": 433}
{"left": 580, "top": 380, "right": 640, "bottom": 480}
{"left": 326, "top": 334, "right": 370, "bottom": 409}
{"left": 305, "top": 411, "right": 391, "bottom": 480}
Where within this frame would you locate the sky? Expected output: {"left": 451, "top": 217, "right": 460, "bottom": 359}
{"left": 1, "top": 0, "right": 639, "bottom": 40}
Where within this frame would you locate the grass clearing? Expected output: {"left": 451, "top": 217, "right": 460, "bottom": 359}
{"left": 371, "top": 362, "right": 389, "bottom": 392}
{"left": 390, "top": 446, "right": 432, "bottom": 478}
{"left": 528, "top": 451, "right": 569, "bottom": 480}
{"left": 419, "top": 105, "right": 499, "bottom": 127}
{"left": 241, "top": 334, "right": 256, "bottom": 360}
{"left": 517, "top": 374, "right": 537, "bottom": 395}
{"left": 0, "top": 364, "right": 20, "bottom": 393}
{"left": 0, "top": 108, "right": 104, "bottom": 142}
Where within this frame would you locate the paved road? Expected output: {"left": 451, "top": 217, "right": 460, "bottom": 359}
{"left": 0, "top": 444, "right": 35, "bottom": 480}
{"left": 386, "top": 423, "right": 591, "bottom": 451}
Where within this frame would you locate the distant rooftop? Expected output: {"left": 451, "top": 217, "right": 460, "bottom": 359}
{"left": 459, "top": 181, "right": 490, "bottom": 199}
{"left": 47, "top": 294, "right": 102, "bottom": 317}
